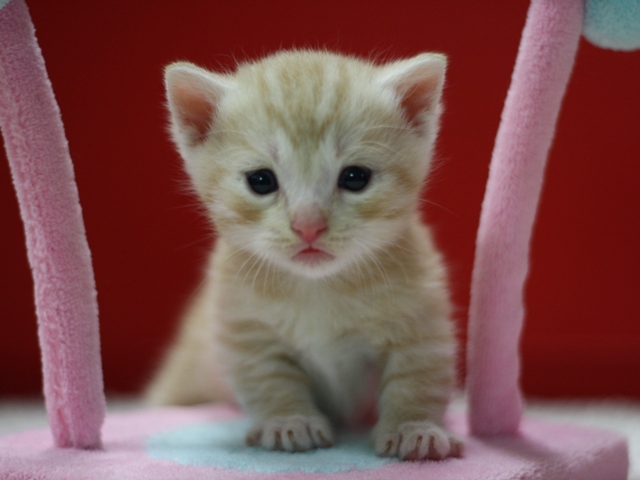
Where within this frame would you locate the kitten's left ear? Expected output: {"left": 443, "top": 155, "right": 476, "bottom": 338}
{"left": 378, "top": 53, "right": 447, "bottom": 129}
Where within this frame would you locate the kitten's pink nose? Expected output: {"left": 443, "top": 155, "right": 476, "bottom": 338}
{"left": 291, "top": 216, "right": 328, "bottom": 245}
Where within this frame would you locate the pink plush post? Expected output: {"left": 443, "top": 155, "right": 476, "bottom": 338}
{"left": 467, "top": 0, "right": 584, "bottom": 436}
{"left": 0, "top": 0, "right": 105, "bottom": 449}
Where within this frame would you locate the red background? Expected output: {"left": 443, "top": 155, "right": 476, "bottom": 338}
{"left": 1, "top": 1, "right": 639, "bottom": 398}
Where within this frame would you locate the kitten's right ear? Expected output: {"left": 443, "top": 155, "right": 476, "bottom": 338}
{"left": 378, "top": 53, "right": 447, "bottom": 130}
{"left": 165, "top": 62, "right": 232, "bottom": 148}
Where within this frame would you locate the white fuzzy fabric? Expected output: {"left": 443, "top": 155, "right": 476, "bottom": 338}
{"left": 1, "top": 397, "right": 638, "bottom": 479}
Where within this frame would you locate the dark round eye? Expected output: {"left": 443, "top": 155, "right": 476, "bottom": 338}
{"left": 246, "top": 169, "right": 279, "bottom": 195}
{"left": 338, "top": 166, "right": 372, "bottom": 192}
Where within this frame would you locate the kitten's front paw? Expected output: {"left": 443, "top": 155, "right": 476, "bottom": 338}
{"left": 246, "top": 414, "right": 334, "bottom": 452}
{"left": 373, "top": 421, "right": 463, "bottom": 461}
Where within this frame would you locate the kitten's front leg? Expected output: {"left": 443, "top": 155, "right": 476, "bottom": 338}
{"left": 373, "top": 342, "right": 462, "bottom": 461}
{"left": 221, "top": 320, "right": 334, "bottom": 452}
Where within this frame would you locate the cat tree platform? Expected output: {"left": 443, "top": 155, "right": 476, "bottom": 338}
{"left": 0, "top": 405, "right": 628, "bottom": 479}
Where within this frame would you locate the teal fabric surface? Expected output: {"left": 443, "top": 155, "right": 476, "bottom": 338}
{"left": 146, "top": 418, "right": 395, "bottom": 474}
{"left": 0, "top": 0, "right": 12, "bottom": 11}
{"left": 584, "top": 0, "right": 640, "bottom": 50}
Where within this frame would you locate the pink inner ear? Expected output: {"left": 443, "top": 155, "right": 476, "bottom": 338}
{"left": 173, "top": 81, "right": 216, "bottom": 141}
{"left": 397, "top": 75, "right": 439, "bottom": 129}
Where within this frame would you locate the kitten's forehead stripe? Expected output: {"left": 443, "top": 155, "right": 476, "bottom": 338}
{"left": 236, "top": 53, "right": 364, "bottom": 167}
{"left": 272, "top": 55, "right": 336, "bottom": 153}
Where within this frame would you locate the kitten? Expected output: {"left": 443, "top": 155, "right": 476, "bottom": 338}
{"left": 146, "top": 50, "right": 461, "bottom": 461}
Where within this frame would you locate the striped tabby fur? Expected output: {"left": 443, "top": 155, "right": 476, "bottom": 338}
{"left": 147, "top": 50, "right": 461, "bottom": 461}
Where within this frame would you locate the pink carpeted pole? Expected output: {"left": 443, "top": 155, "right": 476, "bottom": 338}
{"left": 467, "top": 0, "right": 583, "bottom": 436}
{"left": 0, "top": 0, "right": 105, "bottom": 449}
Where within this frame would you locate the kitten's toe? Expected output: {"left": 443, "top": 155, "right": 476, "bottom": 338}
{"left": 374, "top": 421, "right": 462, "bottom": 461}
{"left": 307, "top": 416, "right": 335, "bottom": 448}
{"left": 245, "top": 425, "right": 263, "bottom": 447}
{"left": 373, "top": 431, "right": 401, "bottom": 458}
{"left": 247, "top": 415, "right": 334, "bottom": 452}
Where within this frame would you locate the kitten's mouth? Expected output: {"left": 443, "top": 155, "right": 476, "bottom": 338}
{"left": 292, "top": 247, "right": 335, "bottom": 265}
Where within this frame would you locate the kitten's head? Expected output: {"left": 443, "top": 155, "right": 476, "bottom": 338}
{"left": 165, "top": 50, "right": 446, "bottom": 279}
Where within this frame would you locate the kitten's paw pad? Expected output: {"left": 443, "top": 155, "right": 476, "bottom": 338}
{"left": 246, "top": 415, "right": 334, "bottom": 452}
{"left": 374, "top": 421, "right": 463, "bottom": 461}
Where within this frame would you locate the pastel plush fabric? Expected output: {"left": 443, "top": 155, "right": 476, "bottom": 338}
{"left": 583, "top": 0, "right": 640, "bottom": 50}
{"left": 0, "top": 406, "right": 629, "bottom": 479}
{"left": 467, "top": 0, "right": 583, "bottom": 436}
{"left": 0, "top": 0, "right": 105, "bottom": 449}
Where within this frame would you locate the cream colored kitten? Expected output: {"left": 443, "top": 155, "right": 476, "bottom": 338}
{"left": 146, "top": 50, "right": 461, "bottom": 461}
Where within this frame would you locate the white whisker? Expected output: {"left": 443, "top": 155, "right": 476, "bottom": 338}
{"left": 231, "top": 244, "right": 262, "bottom": 288}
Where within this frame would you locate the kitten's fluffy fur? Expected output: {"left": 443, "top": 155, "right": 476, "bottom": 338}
{"left": 146, "top": 50, "right": 461, "bottom": 461}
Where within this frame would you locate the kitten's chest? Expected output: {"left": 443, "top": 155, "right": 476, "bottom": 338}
{"left": 255, "top": 281, "right": 386, "bottom": 346}
{"left": 220, "top": 281, "right": 382, "bottom": 420}
{"left": 298, "top": 332, "right": 379, "bottom": 423}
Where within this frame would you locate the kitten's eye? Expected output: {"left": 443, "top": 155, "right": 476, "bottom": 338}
{"left": 246, "top": 169, "right": 279, "bottom": 195}
{"left": 338, "top": 166, "right": 372, "bottom": 192}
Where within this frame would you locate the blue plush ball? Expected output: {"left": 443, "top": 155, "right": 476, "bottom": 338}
{"left": 583, "top": 0, "right": 640, "bottom": 50}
